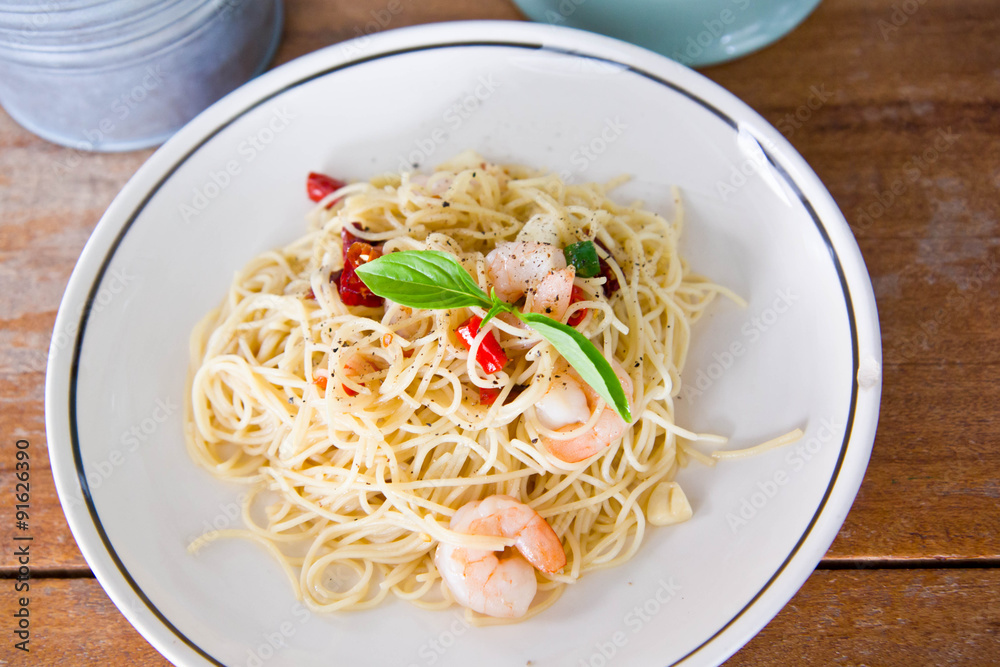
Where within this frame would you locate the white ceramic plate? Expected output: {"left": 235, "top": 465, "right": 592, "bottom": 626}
{"left": 46, "top": 21, "right": 881, "bottom": 667}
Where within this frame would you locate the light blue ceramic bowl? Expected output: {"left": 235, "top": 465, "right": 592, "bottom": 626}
{"left": 512, "top": 0, "right": 822, "bottom": 66}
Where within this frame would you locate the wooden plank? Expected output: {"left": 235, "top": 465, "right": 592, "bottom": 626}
{"left": 708, "top": 0, "right": 1000, "bottom": 110}
{"left": 0, "top": 577, "right": 168, "bottom": 666}
{"left": 726, "top": 568, "right": 1000, "bottom": 666}
{"left": 1, "top": 569, "right": 997, "bottom": 665}
{"left": 270, "top": 0, "right": 525, "bottom": 67}
{"left": 860, "top": 239, "right": 1000, "bottom": 366}
{"left": 826, "top": 365, "right": 1000, "bottom": 560}
{"left": 0, "top": 468, "right": 88, "bottom": 573}
{"left": 705, "top": 0, "right": 1000, "bottom": 245}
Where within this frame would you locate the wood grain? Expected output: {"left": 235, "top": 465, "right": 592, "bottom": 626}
{"left": 727, "top": 568, "right": 1000, "bottom": 666}
{"left": 0, "top": 578, "right": 167, "bottom": 666}
{"left": 1, "top": 569, "right": 996, "bottom": 665}
{"left": 0, "top": 470, "right": 84, "bottom": 572}
{"left": 271, "top": 0, "right": 525, "bottom": 67}
{"left": 0, "top": 0, "right": 998, "bottom": 663}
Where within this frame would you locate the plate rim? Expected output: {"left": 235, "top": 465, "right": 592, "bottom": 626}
{"left": 45, "top": 19, "right": 882, "bottom": 667}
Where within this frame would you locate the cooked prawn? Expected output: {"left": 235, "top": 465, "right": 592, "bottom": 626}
{"left": 526, "top": 267, "right": 575, "bottom": 321}
{"left": 434, "top": 495, "right": 566, "bottom": 618}
{"left": 536, "top": 359, "right": 634, "bottom": 463}
{"left": 485, "top": 242, "right": 567, "bottom": 304}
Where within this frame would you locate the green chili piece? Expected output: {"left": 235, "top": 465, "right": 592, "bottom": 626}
{"left": 563, "top": 240, "right": 600, "bottom": 278}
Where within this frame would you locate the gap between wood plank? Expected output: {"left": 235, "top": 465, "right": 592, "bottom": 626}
{"left": 3, "top": 558, "right": 999, "bottom": 580}
{"left": 819, "top": 557, "right": 1000, "bottom": 570}
{"left": 0, "top": 568, "right": 92, "bottom": 579}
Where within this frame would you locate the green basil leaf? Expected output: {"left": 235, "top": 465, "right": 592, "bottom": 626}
{"left": 356, "top": 249, "right": 632, "bottom": 424}
{"left": 355, "top": 250, "right": 493, "bottom": 310}
{"left": 518, "top": 313, "right": 632, "bottom": 423}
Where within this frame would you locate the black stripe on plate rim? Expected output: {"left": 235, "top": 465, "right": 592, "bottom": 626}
{"left": 67, "top": 38, "right": 861, "bottom": 667}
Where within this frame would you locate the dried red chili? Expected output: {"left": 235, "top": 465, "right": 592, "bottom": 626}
{"left": 337, "top": 242, "right": 383, "bottom": 307}
{"left": 341, "top": 222, "right": 364, "bottom": 259}
{"left": 307, "top": 172, "right": 346, "bottom": 208}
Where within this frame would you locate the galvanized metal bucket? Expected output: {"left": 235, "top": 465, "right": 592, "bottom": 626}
{"left": 0, "top": 0, "right": 283, "bottom": 151}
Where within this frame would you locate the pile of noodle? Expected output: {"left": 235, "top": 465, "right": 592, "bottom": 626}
{"left": 186, "top": 151, "right": 738, "bottom": 622}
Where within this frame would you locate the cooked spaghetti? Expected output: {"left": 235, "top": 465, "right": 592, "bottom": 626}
{"left": 185, "top": 151, "right": 738, "bottom": 622}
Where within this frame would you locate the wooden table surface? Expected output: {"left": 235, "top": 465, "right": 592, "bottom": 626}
{"left": 2, "top": 0, "right": 998, "bottom": 664}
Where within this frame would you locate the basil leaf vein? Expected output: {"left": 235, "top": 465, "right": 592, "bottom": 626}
{"left": 355, "top": 250, "right": 492, "bottom": 309}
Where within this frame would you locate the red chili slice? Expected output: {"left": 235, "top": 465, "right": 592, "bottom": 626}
{"left": 314, "top": 369, "right": 364, "bottom": 396}
{"left": 566, "top": 285, "right": 588, "bottom": 327}
{"left": 341, "top": 222, "right": 365, "bottom": 260}
{"left": 455, "top": 316, "right": 508, "bottom": 374}
{"left": 337, "top": 242, "right": 383, "bottom": 307}
{"left": 307, "top": 172, "right": 346, "bottom": 207}
{"left": 479, "top": 386, "right": 501, "bottom": 406}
